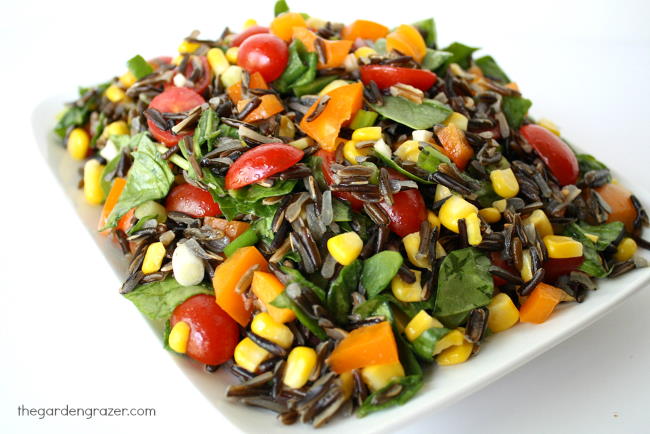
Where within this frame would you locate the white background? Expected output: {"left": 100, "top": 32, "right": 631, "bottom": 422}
{"left": 2, "top": 0, "right": 650, "bottom": 433}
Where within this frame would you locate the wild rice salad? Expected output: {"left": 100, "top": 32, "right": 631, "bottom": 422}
{"left": 55, "top": 1, "right": 649, "bottom": 427}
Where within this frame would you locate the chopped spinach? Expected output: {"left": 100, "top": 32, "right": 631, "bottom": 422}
{"left": 357, "top": 375, "right": 424, "bottom": 418}
{"left": 370, "top": 96, "right": 452, "bottom": 130}
{"left": 271, "top": 291, "right": 328, "bottom": 340}
{"left": 501, "top": 95, "right": 532, "bottom": 130}
{"left": 438, "top": 42, "right": 478, "bottom": 71}
{"left": 374, "top": 149, "right": 433, "bottom": 184}
{"left": 124, "top": 278, "right": 213, "bottom": 320}
{"left": 274, "top": 0, "right": 289, "bottom": 16}
{"left": 280, "top": 265, "right": 326, "bottom": 302}
{"left": 412, "top": 18, "right": 437, "bottom": 48}
{"left": 361, "top": 251, "right": 404, "bottom": 298}
{"left": 421, "top": 49, "right": 452, "bottom": 71}
{"left": 327, "top": 260, "right": 362, "bottom": 324}
{"left": 564, "top": 221, "right": 624, "bottom": 278}
{"left": 475, "top": 55, "right": 510, "bottom": 83}
{"left": 577, "top": 153, "right": 611, "bottom": 183}
{"left": 53, "top": 82, "right": 110, "bottom": 138}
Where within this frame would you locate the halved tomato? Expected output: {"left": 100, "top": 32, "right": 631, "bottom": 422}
{"left": 147, "top": 87, "right": 206, "bottom": 146}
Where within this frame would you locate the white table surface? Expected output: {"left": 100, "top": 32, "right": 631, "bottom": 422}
{"left": 1, "top": 0, "right": 649, "bottom": 433}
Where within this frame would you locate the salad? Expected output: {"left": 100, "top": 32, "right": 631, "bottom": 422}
{"left": 54, "top": 0, "right": 649, "bottom": 427}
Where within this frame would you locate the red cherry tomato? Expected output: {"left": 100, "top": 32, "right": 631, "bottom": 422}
{"left": 147, "top": 87, "right": 206, "bottom": 146}
{"left": 316, "top": 150, "right": 364, "bottom": 211}
{"left": 519, "top": 124, "right": 579, "bottom": 186}
{"left": 490, "top": 251, "right": 517, "bottom": 286}
{"left": 543, "top": 256, "right": 585, "bottom": 282}
{"left": 171, "top": 294, "right": 239, "bottom": 366}
{"left": 225, "top": 143, "right": 304, "bottom": 190}
{"left": 377, "top": 169, "right": 427, "bottom": 237}
{"left": 232, "top": 26, "right": 270, "bottom": 47}
{"left": 149, "top": 56, "right": 173, "bottom": 70}
{"left": 165, "top": 183, "right": 221, "bottom": 218}
{"left": 177, "top": 56, "right": 212, "bottom": 95}
{"left": 237, "top": 34, "right": 289, "bottom": 82}
{"left": 360, "top": 65, "right": 437, "bottom": 91}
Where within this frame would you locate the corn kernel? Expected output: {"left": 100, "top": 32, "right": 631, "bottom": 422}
{"left": 142, "top": 242, "right": 166, "bottom": 274}
{"left": 226, "top": 46, "right": 239, "bottom": 64}
{"left": 207, "top": 48, "right": 230, "bottom": 76}
{"left": 339, "top": 371, "right": 355, "bottom": 399}
{"left": 234, "top": 337, "right": 271, "bottom": 373}
{"left": 439, "top": 195, "right": 479, "bottom": 233}
{"left": 288, "top": 137, "right": 314, "bottom": 150}
{"left": 402, "top": 232, "right": 430, "bottom": 269}
{"left": 444, "top": 112, "right": 469, "bottom": 131}
{"left": 487, "top": 293, "right": 519, "bottom": 333}
{"left": 361, "top": 362, "right": 405, "bottom": 392}
{"left": 243, "top": 18, "right": 257, "bottom": 29}
{"left": 354, "top": 46, "right": 377, "bottom": 59}
{"left": 523, "top": 209, "right": 553, "bottom": 239}
{"left": 284, "top": 346, "right": 317, "bottom": 389}
{"left": 543, "top": 235, "right": 584, "bottom": 259}
{"left": 221, "top": 65, "right": 244, "bottom": 88}
{"left": 492, "top": 199, "right": 507, "bottom": 213}
{"left": 412, "top": 130, "right": 433, "bottom": 142}
{"left": 83, "top": 159, "right": 105, "bottom": 205}
{"left": 172, "top": 55, "right": 183, "bottom": 66}
{"left": 615, "top": 237, "right": 637, "bottom": 262}
{"left": 465, "top": 212, "right": 482, "bottom": 246}
{"left": 520, "top": 249, "right": 533, "bottom": 281}
{"left": 433, "top": 328, "right": 465, "bottom": 355}
{"left": 105, "top": 120, "right": 129, "bottom": 137}
{"left": 319, "top": 79, "right": 351, "bottom": 96}
{"left": 343, "top": 140, "right": 371, "bottom": 164}
{"left": 105, "top": 84, "right": 126, "bottom": 103}
{"left": 394, "top": 140, "right": 421, "bottom": 163}
{"left": 327, "top": 232, "right": 363, "bottom": 265}
{"left": 278, "top": 116, "right": 296, "bottom": 139}
{"left": 435, "top": 241, "right": 447, "bottom": 258}
{"left": 351, "top": 126, "right": 382, "bottom": 142}
{"left": 435, "top": 184, "right": 453, "bottom": 202}
{"left": 584, "top": 233, "right": 599, "bottom": 243}
{"left": 490, "top": 168, "right": 519, "bottom": 199}
{"left": 119, "top": 71, "right": 137, "bottom": 88}
{"left": 251, "top": 312, "right": 294, "bottom": 349}
{"left": 178, "top": 40, "right": 200, "bottom": 54}
{"left": 391, "top": 269, "right": 423, "bottom": 302}
{"left": 67, "top": 128, "right": 90, "bottom": 160}
{"left": 436, "top": 341, "right": 473, "bottom": 365}
{"left": 427, "top": 211, "right": 442, "bottom": 229}
{"left": 405, "top": 310, "right": 443, "bottom": 342}
{"left": 478, "top": 207, "right": 501, "bottom": 224}
{"left": 168, "top": 321, "right": 191, "bottom": 353}
{"left": 537, "top": 118, "right": 560, "bottom": 136}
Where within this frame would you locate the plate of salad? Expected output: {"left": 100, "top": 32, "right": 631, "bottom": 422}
{"left": 33, "top": 0, "right": 650, "bottom": 431}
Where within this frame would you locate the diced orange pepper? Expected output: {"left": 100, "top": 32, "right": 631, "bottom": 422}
{"left": 505, "top": 82, "right": 520, "bottom": 91}
{"left": 98, "top": 178, "right": 127, "bottom": 234}
{"left": 327, "top": 321, "right": 399, "bottom": 374}
{"left": 436, "top": 123, "right": 474, "bottom": 170}
{"left": 292, "top": 27, "right": 353, "bottom": 70}
{"left": 299, "top": 82, "right": 363, "bottom": 151}
{"left": 270, "top": 12, "right": 306, "bottom": 42}
{"left": 213, "top": 246, "right": 269, "bottom": 326}
{"left": 519, "top": 282, "right": 565, "bottom": 324}
{"left": 596, "top": 183, "right": 636, "bottom": 233}
{"left": 204, "top": 217, "right": 251, "bottom": 240}
{"left": 226, "top": 72, "right": 284, "bottom": 122}
{"left": 341, "top": 19, "right": 389, "bottom": 41}
{"left": 117, "top": 207, "right": 135, "bottom": 234}
{"left": 251, "top": 271, "right": 296, "bottom": 323}
{"left": 386, "top": 24, "right": 426, "bottom": 63}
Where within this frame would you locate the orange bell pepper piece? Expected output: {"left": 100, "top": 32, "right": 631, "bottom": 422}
{"left": 327, "top": 321, "right": 400, "bottom": 374}
{"left": 117, "top": 208, "right": 135, "bottom": 234}
{"left": 436, "top": 123, "right": 474, "bottom": 170}
{"left": 519, "top": 282, "right": 565, "bottom": 324}
{"left": 98, "top": 178, "right": 134, "bottom": 235}
{"left": 596, "top": 183, "right": 636, "bottom": 233}
{"left": 292, "top": 27, "right": 353, "bottom": 70}
{"left": 226, "top": 72, "right": 284, "bottom": 123}
{"left": 386, "top": 24, "right": 427, "bottom": 63}
{"left": 270, "top": 12, "right": 307, "bottom": 42}
{"left": 213, "top": 246, "right": 269, "bottom": 326}
{"left": 204, "top": 217, "right": 251, "bottom": 240}
{"left": 299, "top": 82, "right": 363, "bottom": 151}
{"left": 250, "top": 271, "right": 296, "bottom": 323}
{"left": 341, "top": 19, "right": 389, "bottom": 41}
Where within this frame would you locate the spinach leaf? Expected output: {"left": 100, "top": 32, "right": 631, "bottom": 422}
{"left": 422, "top": 49, "right": 453, "bottom": 71}
{"left": 417, "top": 144, "right": 451, "bottom": 173}
{"left": 306, "top": 155, "right": 327, "bottom": 190}
{"left": 332, "top": 198, "right": 352, "bottom": 222}
{"left": 395, "top": 332, "right": 423, "bottom": 377}
{"left": 274, "top": 0, "right": 289, "bottom": 16}
{"left": 361, "top": 251, "right": 404, "bottom": 298}
{"left": 578, "top": 245, "right": 610, "bottom": 278}
{"left": 353, "top": 293, "right": 425, "bottom": 320}
{"left": 370, "top": 96, "right": 452, "bottom": 130}
{"left": 124, "top": 278, "right": 213, "bottom": 320}
{"left": 252, "top": 216, "right": 275, "bottom": 243}
{"left": 162, "top": 320, "right": 172, "bottom": 351}
{"left": 434, "top": 247, "right": 494, "bottom": 328}
{"left": 413, "top": 18, "right": 437, "bottom": 47}
{"left": 228, "top": 179, "right": 297, "bottom": 203}
{"left": 279, "top": 265, "right": 326, "bottom": 302}
{"left": 410, "top": 327, "right": 449, "bottom": 362}
{"left": 475, "top": 55, "right": 510, "bottom": 83}
{"left": 103, "top": 133, "right": 174, "bottom": 229}
{"left": 565, "top": 221, "right": 624, "bottom": 251}
{"left": 53, "top": 82, "right": 110, "bottom": 138}
{"left": 438, "top": 42, "right": 478, "bottom": 71}
{"left": 126, "top": 215, "right": 156, "bottom": 235}
{"left": 127, "top": 54, "right": 153, "bottom": 80}
{"left": 501, "top": 95, "right": 532, "bottom": 130}
{"left": 371, "top": 38, "right": 387, "bottom": 54}
{"left": 357, "top": 375, "right": 424, "bottom": 418}
{"left": 271, "top": 292, "right": 328, "bottom": 340}
{"left": 327, "top": 260, "right": 362, "bottom": 324}
{"left": 89, "top": 112, "right": 106, "bottom": 149}
{"left": 374, "top": 149, "right": 433, "bottom": 184}
{"left": 577, "top": 154, "right": 611, "bottom": 183}
{"left": 100, "top": 155, "right": 121, "bottom": 196}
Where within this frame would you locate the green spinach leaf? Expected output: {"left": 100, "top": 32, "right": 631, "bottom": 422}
{"left": 361, "top": 251, "right": 404, "bottom": 298}
{"left": 565, "top": 221, "right": 624, "bottom": 251}
{"left": 438, "top": 42, "right": 478, "bottom": 71}
{"left": 577, "top": 154, "right": 611, "bottom": 183}
{"left": 271, "top": 292, "right": 328, "bottom": 340}
{"left": 327, "top": 260, "right": 362, "bottom": 324}
{"left": 357, "top": 375, "right": 423, "bottom": 418}
{"left": 501, "top": 95, "right": 532, "bottom": 130}
{"left": 413, "top": 18, "right": 437, "bottom": 47}
{"left": 370, "top": 96, "right": 452, "bottom": 130}
{"left": 124, "top": 278, "right": 213, "bottom": 320}
{"left": 274, "top": 0, "right": 289, "bottom": 16}
{"left": 332, "top": 198, "right": 352, "bottom": 222}
{"left": 374, "top": 149, "right": 433, "bottom": 184}
{"left": 280, "top": 265, "right": 326, "bottom": 302}
{"left": 475, "top": 55, "right": 510, "bottom": 83}
{"left": 422, "top": 49, "right": 452, "bottom": 71}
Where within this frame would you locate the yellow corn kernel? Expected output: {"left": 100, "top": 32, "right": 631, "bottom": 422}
{"left": 343, "top": 140, "right": 371, "bottom": 164}
{"left": 487, "top": 293, "right": 519, "bottom": 333}
{"left": 435, "top": 241, "right": 447, "bottom": 258}
{"left": 141, "top": 242, "right": 166, "bottom": 274}
{"left": 354, "top": 46, "right": 377, "bottom": 59}
{"left": 479, "top": 207, "right": 501, "bottom": 224}
{"left": 278, "top": 116, "right": 296, "bottom": 139}
{"left": 361, "top": 362, "right": 405, "bottom": 392}
{"left": 402, "top": 232, "right": 430, "bottom": 269}
{"left": 537, "top": 118, "right": 560, "bottom": 136}
{"left": 243, "top": 18, "right": 257, "bottom": 29}
{"left": 83, "top": 159, "right": 105, "bottom": 205}
{"left": 221, "top": 65, "right": 244, "bottom": 88}
{"left": 427, "top": 210, "right": 442, "bottom": 229}
{"left": 352, "top": 126, "right": 382, "bottom": 142}
{"left": 465, "top": 212, "right": 482, "bottom": 246}
{"left": 543, "top": 235, "right": 584, "bottom": 259}
{"left": 520, "top": 249, "right": 533, "bottom": 281}
{"left": 105, "top": 84, "right": 126, "bottom": 103}
{"left": 319, "top": 79, "right": 350, "bottom": 96}
{"left": 251, "top": 312, "right": 294, "bottom": 349}
{"left": 234, "top": 337, "right": 271, "bottom": 373}
{"left": 391, "top": 269, "right": 423, "bottom": 302}
{"left": 288, "top": 137, "right": 314, "bottom": 150}
{"left": 305, "top": 16, "right": 327, "bottom": 30}
{"left": 433, "top": 328, "right": 465, "bottom": 355}
{"left": 172, "top": 55, "right": 183, "bottom": 66}
{"left": 405, "top": 310, "right": 443, "bottom": 342}
{"left": 584, "top": 233, "right": 599, "bottom": 243}
{"left": 105, "top": 121, "right": 129, "bottom": 137}
{"left": 615, "top": 237, "right": 637, "bottom": 262}
{"left": 394, "top": 140, "right": 421, "bottom": 163}
{"left": 178, "top": 40, "right": 200, "bottom": 54}
{"left": 67, "top": 128, "right": 90, "bottom": 160}
{"left": 436, "top": 341, "right": 473, "bottom": 366}
{"left": 490, "top": 168, "right": 519, "bottom": 199}
{"left": 168, "top": 321, "right": 191, "bottom": 354}
{"left": 523, "top": 209, "right": 554, "bottom": 239}
{"left": 339, "top": 371, "right": 355, "bottom": 399}
{"left": 283, "top": 346, "right": 317, "bottom": 389}
{"left": 439, "top": 195, "right": 479, "bottom": 233}
{"left": 327, "top": 232, "right": 363, "bottom": 265}
{"left": 443, "top": 112, "right": 469, "bottom": 131}
{"left": 226, "top": 46, "right": 239, "bottom": 64}
{"left": 207, "top": 48, "right": 230, "bottom": 76}
{"left": 435, "top": 184, "right": 453, "bottom": 202}
{"left": 119, "top": 71, "right": 137, "bottom": 88}
{"left": 492, "top": 198, "right": 507, "bottom": 213}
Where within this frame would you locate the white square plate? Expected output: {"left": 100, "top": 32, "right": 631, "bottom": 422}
{"left": 32, "top": 94, "right": 650, "bottom": 434}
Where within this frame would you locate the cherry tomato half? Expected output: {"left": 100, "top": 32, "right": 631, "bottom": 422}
{"left": 237, "top": 34, "right": 289, "bottom": 82}
{"left": 543, "top": 256, "right": 585, "bottom": 282}
{"left": 316, "top": 150, "right": 364, "bottom": 211}
{"left": 177, "top": 55, "right": 212, "bottom": 95}
{"left": 149, "top": 56, "right": 173, "bottom": 70}
{"left": 171, "top": 294, "right": 239, "bottom": 366}
{"left": 360, "top": 65, "right": 437, "bottom": 91}
{"left": 225, "top": 143, "right": 304, "bottom": 190}
{"left": 147, "top": 87, "right": 206, "bottom": 146}
{"left": 378, "top": 169, "right": 427, "bottom": 237}
{"left": 165, "top": 183, "right": 221, "bottom": 218}
{"left": 519, "top": 124, "right": 579, "bottom": 186}
{"left": 232, "top": 25, "right": 270, "bottom": 47}
{"left": 490, "top": 251, "right": 518, "bottom": 286}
